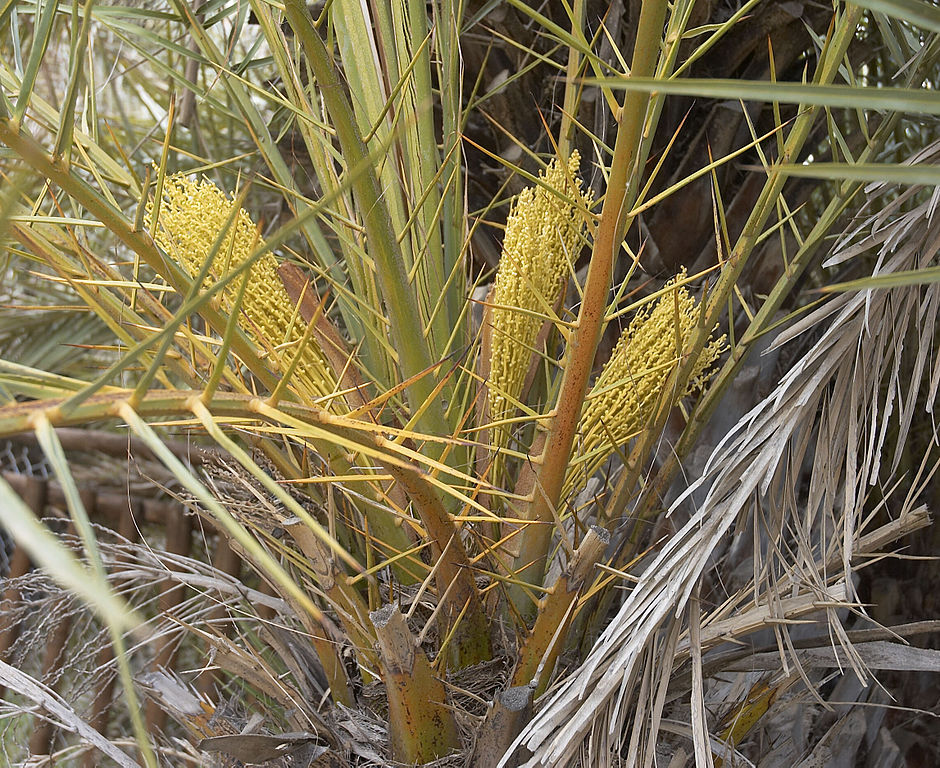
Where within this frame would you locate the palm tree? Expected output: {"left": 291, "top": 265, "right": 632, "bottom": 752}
{"left": 0, "top": 1, "right": 938, "bottom": 766}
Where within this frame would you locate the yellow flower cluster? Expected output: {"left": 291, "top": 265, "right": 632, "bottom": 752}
{"left": 488, "top": 153, "right": 591, "bottom": 447}
{"left": 147, "top": 175, "right": 338, "bottom": 404}
{"left": 575, "top": 271, "right": 725, "bottom": 479}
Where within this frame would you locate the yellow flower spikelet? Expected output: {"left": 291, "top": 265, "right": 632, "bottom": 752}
{"left": 575, "top": 270, "right": 726, "bottom": 481}
{"left": 147, "top": 175, "right": 338, "bottom": 404}
{"left": 488, "top": 153, "right": 591, "bottom": 447}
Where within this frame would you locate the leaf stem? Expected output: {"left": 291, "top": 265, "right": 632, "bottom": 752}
{"left": 509, "top": 0, "right": 670, "bottom": 614}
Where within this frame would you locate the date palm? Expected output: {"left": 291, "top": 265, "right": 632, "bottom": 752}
{"left": 0, "top": 1, "right": 938, "bottom": 766}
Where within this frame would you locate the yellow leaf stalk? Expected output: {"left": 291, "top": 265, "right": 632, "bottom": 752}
{"left": 147, "top": 175, "right": 339, "bottom": 406}
{"left": 487, "top": 153, "right": 591, "bottom": 453}
{"left": 573, "top": 270, "right": 726, "bottom": 486}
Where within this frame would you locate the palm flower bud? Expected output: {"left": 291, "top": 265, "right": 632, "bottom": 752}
{"left": 147, "top": 174, "right": 338, "bottom": 404}
{"left": 487, "top": 153, "right": 591, "bottom": 448}
{"left": 575, "top": 270, "right": 726, "bottom": 480}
